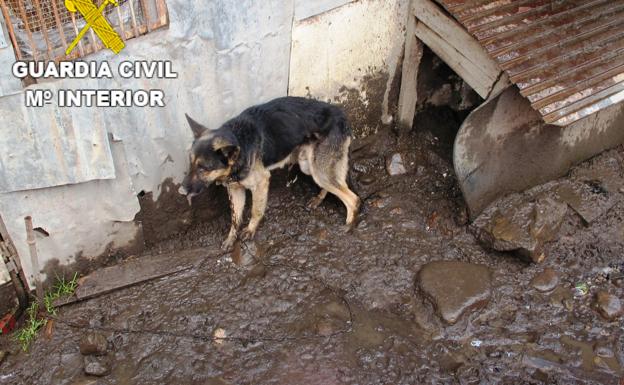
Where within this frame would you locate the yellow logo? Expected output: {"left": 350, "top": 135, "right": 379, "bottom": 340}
{"left": 64, "top": 0, "right": 125, "bottom": 55}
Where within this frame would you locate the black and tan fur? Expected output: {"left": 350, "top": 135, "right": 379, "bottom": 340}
{"left": 180, "top": 96, "right": 360, "bottom": 250}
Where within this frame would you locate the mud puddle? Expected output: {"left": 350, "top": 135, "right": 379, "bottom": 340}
{"left": 1, "top": 117, "right": 623, "bottom": 384}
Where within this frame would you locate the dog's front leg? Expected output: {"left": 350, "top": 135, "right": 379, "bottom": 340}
{"left": 241, "top": 172, "right": 270, "bottom": 241}
{"left": 222, "top": 184, "right": 246, "bottom": 251}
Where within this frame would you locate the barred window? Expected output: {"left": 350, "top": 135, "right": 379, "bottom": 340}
{"left": 0, "top": 0, "right": 168, "bottom": 62}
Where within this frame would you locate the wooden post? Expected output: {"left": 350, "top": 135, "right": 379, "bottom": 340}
{"left": 50, "top": 0, "right": 69, "bottom": 54}
{"left": 139, "top": 0, "right": 151, "bottom": 32}
{"left": 24, "top": 216, "right": 43, "bottom": 305}
{"left": 15, "top": 0, "right": 37, "bottom": 60}
{"left": 32, "top": 0, "right": 53, "bottom": 60}
{"left": 128, "top": 0, "right": 140, "bottom": 38}
{"left": 397, "top": 1, "right": 423, "bottom": 134}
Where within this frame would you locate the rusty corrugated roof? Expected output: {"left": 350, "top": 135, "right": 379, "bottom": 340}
{"left": 435, "top": 0, "right": 624, "bottom": 126}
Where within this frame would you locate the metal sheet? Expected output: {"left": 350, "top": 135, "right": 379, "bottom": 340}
{"left": 435, "top": 0, "right": 624, "bottom": 126}
{"left": 0, "top": 90, "right": 116, "bottom": 193}
{"left": 0, "top": 22, "right": 6, "bottom": 48}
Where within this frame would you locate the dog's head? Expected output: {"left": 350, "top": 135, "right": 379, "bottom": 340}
{"left": 179, "top": 114, "right": 240, "bottom": 203}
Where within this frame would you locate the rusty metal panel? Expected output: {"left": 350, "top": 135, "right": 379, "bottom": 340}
{"left": 435, "top": 0, "right": 624, "bottom": 126}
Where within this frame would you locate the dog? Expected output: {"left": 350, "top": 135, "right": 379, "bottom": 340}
{"left": 179, "top": 96, "right": 361, "bottom": 251}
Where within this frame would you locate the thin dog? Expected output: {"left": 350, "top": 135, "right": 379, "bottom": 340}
{"left": 180, "top": 96, "right": 360, "bottom": 250}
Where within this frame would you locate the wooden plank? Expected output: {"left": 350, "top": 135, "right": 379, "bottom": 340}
{"left": 155, "top": 0, "right": 168, "bottom": 28}
{"left": 414, "top": 21, "right": 492, "bottom": 98}
{"left": 0, "top": 0, "right": 22, "bottom": 59}
{"left": 69, "top": 11, "right": 85, "bottom": 57}
{"left": 32, "top": 0, "right": 52, "bottom": 60}
{"left": 15, "top": 0, "right": 37, "bottom": 60}
{"left": 397, "top": 8, "right": 424, "bottom": 132}
{"left": 413, "top": 0, "right": 501, "bottom": 80}
{"left": 128, "top": 0, "right": 140, "bottom": 37}
{"left": 50, "top": 0, "right": 69, "bottom": 52}
{"left": 139, "top": 0, "right": 151, "bottom": 32}
{"left": 54, "top": 248, "right": 207, "bottom": 307}
{"left": 116, "top": 5, "right": 127, "bottom": 40}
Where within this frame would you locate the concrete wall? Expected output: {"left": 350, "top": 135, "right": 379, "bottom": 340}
{"left": 289, "top": 0, "right": 408, "bottom": 137}
{"left": 0, "top": 0, "right": 408, "bottom": 285}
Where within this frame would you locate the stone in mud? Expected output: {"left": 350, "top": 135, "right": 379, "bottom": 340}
{"left": 530, "top": 268, "right": 559, "bottom": 292}
{"left": 79, "top": 332, "right": 108, "bottom": 356}
{"left": 472, "top": 194, "right": 567, "bottom": 262}
{"left": 83, "top": 355, "right": 109, "bottom": 377}
{"left": 386, "top": 153, "right": 407, "bottom": 176}
{"left": 594, "top": 291, "right": 623, "bottom": 321}
{"left": 418, "top": 261, "right": 492, "bottom": 324}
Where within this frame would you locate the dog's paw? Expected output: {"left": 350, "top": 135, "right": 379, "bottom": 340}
{"left": 306, "top": 196, "right": 323, "bottom": 211}
{"left": 221, "top": 237, "right": 236, "bottom": 252}
{"left": 240, "top": 228, "right": 256, "bottom": 242}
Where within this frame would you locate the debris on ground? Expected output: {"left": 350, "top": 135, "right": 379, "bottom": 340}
{"left": 83, "top": 355, "right": 110, "bottom": 377}
{"left": 594, "top": 291, "right": 623, "bottom": 321}
{"left": 385, "top": 153, "right": 407, "bottom": 176}
{"left": 530, "top": 268, "right": 560, "bottom": 293}
{"left": 213, "top": 328, "right": 227, "bottom": 345}
{"left": 0, "top": 313, "right": 16, "bottom": 335}
{"left": 79, "top": 332, "right": 108, "bottom": 356}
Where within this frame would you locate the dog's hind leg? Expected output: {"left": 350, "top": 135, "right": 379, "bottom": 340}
{"left": 223, "top": 184, "right": 246, "bottom": 251}
{"left": 309, "top": 137, "right": 361, "bottom": 227}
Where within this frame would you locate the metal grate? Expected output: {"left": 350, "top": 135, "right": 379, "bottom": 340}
{"left": 0, "top": 0, "right": 168, "bottom": 62}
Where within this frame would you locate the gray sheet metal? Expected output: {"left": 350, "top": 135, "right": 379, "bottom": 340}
{"left": 0, "top": 89, "right": 115, "bottom": 193}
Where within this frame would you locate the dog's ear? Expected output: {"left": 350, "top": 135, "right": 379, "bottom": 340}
{"left": 185, "top": 113, "right": 208, "bottom": 139}
{"left": 213, "top": 136, "right": 240, "bottom": 164}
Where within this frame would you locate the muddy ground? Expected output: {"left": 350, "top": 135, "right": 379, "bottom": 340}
{"left": 1, "top": 107, "right": 624, "bottom": 384}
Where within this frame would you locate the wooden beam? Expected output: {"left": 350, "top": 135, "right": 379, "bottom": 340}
{"left": 412, "top": 0, "right": 509, "bottom": 98}
{"left": 414, "top": 21, "right": 491, "bottom": 98}
{"left": 397, "top": 7, "right": 423, "bottom": 133}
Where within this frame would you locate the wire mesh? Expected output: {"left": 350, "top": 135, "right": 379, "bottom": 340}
{"left": 0, "top": 0, "right": 167, "bottom": 62}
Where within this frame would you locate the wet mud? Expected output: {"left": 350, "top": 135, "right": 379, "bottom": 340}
{"left": 1, "top": 114, "right": 623, "bottom": 384}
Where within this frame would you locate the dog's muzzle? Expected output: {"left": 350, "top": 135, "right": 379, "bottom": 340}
{"left": 179, "top": 175, "right": 205, "bottom": 205}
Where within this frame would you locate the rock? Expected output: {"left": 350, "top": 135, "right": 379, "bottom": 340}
{"left": 531, "top": 197, "right": 568, "bottom": 243}
{"left": 386, "top": 153, "right": 407, "bottom": 176}
{"left": 79, "top": 332, "right": 108, "bottom": 356}
{"left": 0, "top": 350, "right": 6, "bottom": 364}
{"left": 530, "top": 268, "right": 559, "bottom": 292}
{"left": 472, "top": 194, "right": 567, "bottom": 262}
{"left": 418, "top": 261, "right": 492, "bottom": 324}
{"left": 213, "top": 328, "right": 227, "bottom": 344}
{"left": 594, "top": 291, "right": 623, "bottom": 321}
{"left": 594, "top": 345, "right": 614, "bottom": 358}
{"left": 83, "top": 356, "right": 109, "bottom": 377}
{"left": 358, "top": 174, "right": 376, "bottom": 186}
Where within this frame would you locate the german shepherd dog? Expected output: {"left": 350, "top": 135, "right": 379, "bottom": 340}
{"left": 180, "top": 97, "right": 361, "bottom": 251}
